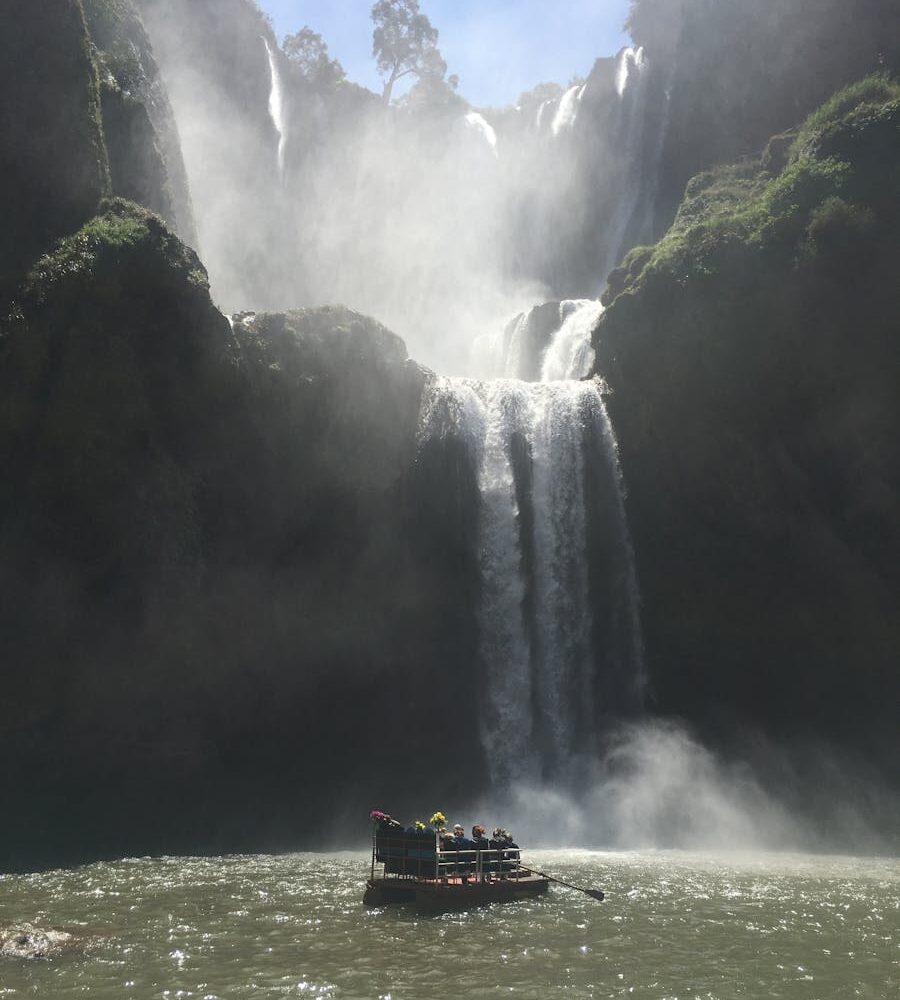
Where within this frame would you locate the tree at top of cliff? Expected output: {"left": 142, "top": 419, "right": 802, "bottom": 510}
{"left": 371, "top": 0, "right": 445, "bottom": 105}
{"left": 283, "top": 26, "right": 346, "bottom": 88}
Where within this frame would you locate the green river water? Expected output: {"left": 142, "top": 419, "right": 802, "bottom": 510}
{"left": 1, "top": 850, "right": 896, "bottom": 999}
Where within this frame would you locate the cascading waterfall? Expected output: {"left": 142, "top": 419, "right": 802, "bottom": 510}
{"left": 473, "top": 299, "right": 605, "bottom": 382}
{"left": 603, "top": 46, "right": 652, "bottom": 278}
{"left": 615, "top": 45, "right": 643, "bottom": 97}
{"left": 551, "top": 83, "right": 588, "bottom": 136}
{"left": 462, "top": 112, "right": 499, "bottom": 157}
{"left": 263, "top": 37, "right": 286, "bottom": 177}
{"left": 418, "top": 307, "right": 643, "bottom": 787}
{"left": 540, "top": 299, "right": 605, "bottom": 381}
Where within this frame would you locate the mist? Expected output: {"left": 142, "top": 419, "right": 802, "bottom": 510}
{"left": 463, "top": 720, "right": 900, "bottom": 857}
{"left": 137, "top": 0, "right": 661, "bottom": 374}
{"left": 128, "top": 0, "right": 900, "bottom": 861}
{"left": 1, "top": 0, "right": 881, "bottom": 872}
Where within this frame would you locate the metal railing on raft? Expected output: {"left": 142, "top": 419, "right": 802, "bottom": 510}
{"left": 435, "top": 846, "right": 524, "bottom": 882}
{"left": 370, "top": 831, "right": 523, "bottom": 882}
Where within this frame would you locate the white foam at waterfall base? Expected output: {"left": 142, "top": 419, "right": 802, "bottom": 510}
{"left": 541, "top": 299, "right": 605, "bottom": 381}
{"left": 263, "top": 37, "right": 286, "bottom": 177}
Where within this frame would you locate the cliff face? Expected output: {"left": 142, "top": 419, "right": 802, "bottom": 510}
{"left": 0, "top": 200, "right": 483, "bottom": 869}
{"left": 134, "top": 0, "right": 289, "bottom": 307}
{"left": 0, "top": 0, "right": 195, "bottom": 304}
{"left": 0, "top": 0, "right": 109, "bottom": 299}
{"left": 83, "top": 0, "right": 197, "bottom": 243}
{"left": 595, "top": 78, "right": 900, "bottom": 754}
{"left": 0, "top": 0, "right": 485, "bottom": 870}
{"left": 628, "top": 0, "right": 900, "bottom": 234}
{"left": 2, "top": 1, "right": 899, "bottom": 869}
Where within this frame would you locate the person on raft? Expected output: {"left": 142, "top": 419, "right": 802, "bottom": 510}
{"left": 491, "top": 827, "right": 520, "bottom": 869}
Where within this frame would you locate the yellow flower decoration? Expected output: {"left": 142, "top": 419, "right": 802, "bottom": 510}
{"left": 415, "top": 820, "right": 426, "bottom": 831}
{"left": 430, "top": 811, "right": 446, "bottom": 828}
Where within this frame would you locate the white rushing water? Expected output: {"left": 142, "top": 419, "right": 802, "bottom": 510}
{"left": 551, "top": 83, "right": 587, "bottom": 135}
{"left": 541, "top": 299, "right": 605, "bottom": 381}
{"left": 263, "top": 37, "right": 286, "bottom": 177}
{"left": 615, "top": 45, "right": 644, "bottom": 97}
{"left": 602, "top": 45, "right": 652, "bottom": 279}
{"left": 463, "top": 111, "right": 499, "bottom": 156}
{"left": 472, "top": 299, "right": 604, "bottom": 382}
{"left": 419, "top": 298, "right": 641, "bottom": 785}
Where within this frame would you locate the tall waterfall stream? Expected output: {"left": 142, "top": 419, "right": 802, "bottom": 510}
{"left": 419, "top": 302, "right": 644, "bottom": 787}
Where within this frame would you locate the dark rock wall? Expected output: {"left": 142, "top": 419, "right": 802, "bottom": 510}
{"left": 628, "top": 0, "right": 900, "bottom": 235}
{"left": 594, "top": 79, "right": 900, "bottom": 760}
{"left": 0, "top": 0, "right": 109, "bottom": 299}
{"left": 0, "top": 202, "right": 482, "bottom": 869}
{"left": 83, "top": 0, "right": 197, "bottom": 244}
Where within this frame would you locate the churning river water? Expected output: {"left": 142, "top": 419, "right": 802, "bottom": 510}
{"left": 1, "top": 850, "right": 896, "bottom": 999}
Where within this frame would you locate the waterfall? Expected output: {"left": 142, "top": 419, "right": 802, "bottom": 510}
{"left": 540, "top": 299, "right": 605, "bottom": 381}
{"left": 551, "top": 83, "right": 587, "bottom": 136}
{"left": 418, "top": 299, "right": 643, "bottom": 785}
{"left": 535, "top": 99, "right": 551, "bottom": 130}
{"left": 602, "top": 46, "right": 651, "bottom": 278}
{"left": 470, "top": 310, "right": 532, "bottom": 380}
{"left": 616, "top": 45, "right": 644, "bottom": 97}
{"left": 263, "top": 37, "right": 286, "bottom": 177}
{"left": 472, "top": 299, "right": 605, "bottom": 382}
{"left": 463, "top": 112, "right": 499, "bottom": 157}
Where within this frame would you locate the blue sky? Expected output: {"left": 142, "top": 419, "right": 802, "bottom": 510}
{"left": 258, "top": 1, "right": 632, "bottom": 107}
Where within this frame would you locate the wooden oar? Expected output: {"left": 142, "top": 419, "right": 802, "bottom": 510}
{"left": 518, "top": 863, "right": 605, "bottom": 902}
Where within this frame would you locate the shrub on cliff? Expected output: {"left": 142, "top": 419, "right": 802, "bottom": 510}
{"left": 605, "top": 75, "right": 900, "bottom": 304}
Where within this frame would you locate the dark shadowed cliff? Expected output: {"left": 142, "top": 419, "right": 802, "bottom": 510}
{"left": 0, "top": 199, "right": 483, "bottom": 868}
{"left": 595, "top": 76, "right": 900, "bottom": 760}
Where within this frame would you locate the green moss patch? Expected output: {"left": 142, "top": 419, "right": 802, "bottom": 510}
{"left": 605, "top": 75, "right": 900, "bottom": 305}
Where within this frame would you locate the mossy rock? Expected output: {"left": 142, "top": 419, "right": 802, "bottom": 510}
{"left": 0, "top": 199, "right": 230, "bottom": 579}
{"left": 602, "top": 75, "right": 900, "bottom": 308}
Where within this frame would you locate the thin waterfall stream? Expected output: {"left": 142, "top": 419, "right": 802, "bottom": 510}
{"left": 263, "top": 37, "right": 286, "bottom": 178}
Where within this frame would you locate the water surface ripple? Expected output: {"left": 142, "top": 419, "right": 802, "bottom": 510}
{"left": 1, "top": 850, "right": 896, "bottom": 999}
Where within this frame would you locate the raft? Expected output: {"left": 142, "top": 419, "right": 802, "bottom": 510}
{"left": 363, "top": 825, "right": 549, "bottom": 912}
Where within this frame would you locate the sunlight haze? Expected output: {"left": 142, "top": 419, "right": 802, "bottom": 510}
{"left": 259, "top": 0, "right": 631, "bottom": 105}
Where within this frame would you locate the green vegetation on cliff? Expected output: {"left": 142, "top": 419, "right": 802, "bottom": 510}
{"left": 608, "top": 75, "right": 900, "bottom": 299}
{"left": 596, "top": 78, "right": 900, "bottom": 747}
{"left": 626, "top": 0, "right": 900, "bottom": 232}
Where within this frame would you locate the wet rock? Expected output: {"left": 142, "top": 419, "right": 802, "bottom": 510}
{"left": 0, "top": 925, "right": 74, "bottom": 960}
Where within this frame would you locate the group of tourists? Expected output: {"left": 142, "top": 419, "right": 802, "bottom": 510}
{"left": 370, "top": 809, "right": 520, "bottom": 857}
{"left": 439, "top": 823, "right": 520, "bottom": 859}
